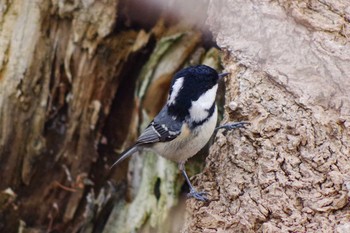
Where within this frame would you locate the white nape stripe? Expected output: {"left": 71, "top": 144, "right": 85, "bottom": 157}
{"left": 189, "top": 84, "right": 218, "bottom": 122}
{"left": 167, "top": 77, "right": 184, "bottom": 105}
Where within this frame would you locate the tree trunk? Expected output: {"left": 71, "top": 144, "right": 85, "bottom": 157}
{"left": 0, "top": 0, "right": 136, "bottom": 231}
{"left": 184, "top": 0, "right": 350, "bottom": 232}
{"left": 1, "top": 0, "right": 349, "bottom": 233}
{"left": 0, "top": 0, "right": 214, "bottom": 232}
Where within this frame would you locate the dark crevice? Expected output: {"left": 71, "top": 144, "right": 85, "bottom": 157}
{"left": 154, "top": 178, "right": 161, "bottom": 200}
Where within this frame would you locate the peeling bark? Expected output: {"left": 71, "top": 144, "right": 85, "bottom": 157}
{"left": 1, "top": 0, "right": 349, "bottom": 232}
{"left": 0, "top": 0, "right": 139, "bottom": 231}
{"left": 104, "top": 24, "right": 222, "bottom": 233}
{"left": 0, "top": 0, "right": 216, "bottom": 232}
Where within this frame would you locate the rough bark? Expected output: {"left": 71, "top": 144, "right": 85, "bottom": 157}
{"left": 1, "top": 0, "right": 349, "bottom": 232}
{"left": 184, "top": 0, "right": 350, "bottom": 232}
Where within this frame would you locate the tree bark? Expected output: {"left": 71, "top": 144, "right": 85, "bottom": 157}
{"left": 1, "top": 0, "right": 349, "bottom": 233}
{"left": 0, "top": 0, "right": 136, "bottom": 231}
{"left": 184, "top": 0, "right": 350, "bottom": 232}
{"left": 0, "top": 0, "right": 215, "bottom": 232}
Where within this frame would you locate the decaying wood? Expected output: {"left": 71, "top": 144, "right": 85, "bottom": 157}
{"left": 0, "top": 0, "right": 217, "bottom": 232}
{"left": 1, "top": 0, "right": 349, "bottom": 232}
{"left": 104, "top": 23, "right": 222, "bottom": 233}
{"left": 0, "top": 0, "right": 145, "bottom": 231}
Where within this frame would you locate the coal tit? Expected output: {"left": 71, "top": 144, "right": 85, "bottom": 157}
{"left": 112, "top": 65, "right": 248, "bottom": 201}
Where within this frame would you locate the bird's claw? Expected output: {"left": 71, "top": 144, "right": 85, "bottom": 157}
{"left": 188, "top": 189, "right": 208, "bottom": 202}
{"left": 215, "top": 121, "right": 250, "bottom": 131}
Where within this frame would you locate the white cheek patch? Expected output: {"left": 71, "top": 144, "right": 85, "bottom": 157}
{"left": 189, "top": 84, "right": 218, "bottom": 122}
{"left": 167, "top": 77, "right": 184, "bottom": 105}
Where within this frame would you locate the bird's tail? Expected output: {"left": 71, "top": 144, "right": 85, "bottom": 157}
{"left": 110, "top": 146, "right": 138, "bottom": 169}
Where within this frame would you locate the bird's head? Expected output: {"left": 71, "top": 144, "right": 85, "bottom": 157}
{"left": 166, "top": 65, "right": 229, "bottom": 120}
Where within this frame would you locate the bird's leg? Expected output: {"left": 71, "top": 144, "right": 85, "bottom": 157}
{"left": 178, "top": 162, "right": 208, "bottom": 202}
{"left": 215, "top": 121, "right": 250, "bottom": 132}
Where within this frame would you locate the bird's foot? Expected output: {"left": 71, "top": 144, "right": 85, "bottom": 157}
{"left": 215, "top": 121, "right": 250, "bottom": 132}
{"left": 187, "top": 188, "right": 208, "bottom": 202}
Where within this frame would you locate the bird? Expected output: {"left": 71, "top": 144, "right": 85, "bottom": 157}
{"left": 111, "top": 65, "right": 248, "bottom": 201}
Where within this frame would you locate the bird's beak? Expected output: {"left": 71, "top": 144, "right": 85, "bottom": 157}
{"left": 218, "top": 72, "right": 230, "bottom": 79}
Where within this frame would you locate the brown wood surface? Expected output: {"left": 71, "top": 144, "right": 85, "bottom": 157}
{"left": 1, "top": 0, "right": 349, "bottom": 233}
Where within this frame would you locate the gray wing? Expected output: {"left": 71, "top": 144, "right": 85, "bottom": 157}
{"left": 137, "top": 106, "right": 182, "bottom": 145}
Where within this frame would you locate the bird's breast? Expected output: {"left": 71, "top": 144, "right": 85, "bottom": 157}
{"left": 177, "top": 123, "right": 191, "bottom": 140}
{"left": 152, "top": 105, "right": 218, "bottom": 163}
